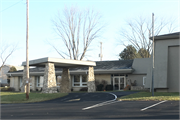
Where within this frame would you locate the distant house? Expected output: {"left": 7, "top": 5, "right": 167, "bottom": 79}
{"left": 0, "top": 65, "right": 24, "bottom": 84}
{"left": 6, "top": 32, "right": 180, "bottom": 92}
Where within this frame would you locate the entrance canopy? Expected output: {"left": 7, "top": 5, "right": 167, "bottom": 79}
{"left": 22, "top": 57, "right": 96, "bottom": 68}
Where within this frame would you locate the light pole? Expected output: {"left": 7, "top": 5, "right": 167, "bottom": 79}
{"left": 26, "top": 0, "right": 29, "bottom": 100}
{"left": 152, "top": 13, "right": 154, "bottom": 96}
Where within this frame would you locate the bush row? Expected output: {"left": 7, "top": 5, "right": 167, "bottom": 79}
{"left": 0, "top": 83, "right": 10, "bottom": 87}
{"left": 0, "top": 87, "right": 15, "bottom": 91}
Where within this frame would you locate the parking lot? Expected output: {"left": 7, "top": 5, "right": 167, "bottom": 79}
{"left": 1, "top": 91, "right": 179, "bottom": 119}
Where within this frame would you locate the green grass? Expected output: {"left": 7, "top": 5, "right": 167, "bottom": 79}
{"left": 0, "top": 92, "right": 68, "bottom": 103}
{"left": 118, "top": 92, "right": 180, "bottom": 101}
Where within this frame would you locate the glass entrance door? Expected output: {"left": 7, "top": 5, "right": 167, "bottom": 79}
{"left": 113, "top": 76, "right": 126, "bottom": 90}
{"left": 114, "top": 77, "right": 119, "bottom": 90}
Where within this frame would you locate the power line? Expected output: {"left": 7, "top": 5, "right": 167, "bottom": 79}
{"left": 0, "top": 0, "right": 24, "bottom": 13}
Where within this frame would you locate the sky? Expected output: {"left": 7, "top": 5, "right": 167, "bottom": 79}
{"left": 0, "top": 0, "right": 179, "bottom": 66}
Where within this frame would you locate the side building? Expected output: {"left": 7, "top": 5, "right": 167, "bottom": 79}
{"left": 145, "top": 32, "right": 179, "bottom": 92}
{"left": 0, "top": 65, "right": 24, "bottom": 84}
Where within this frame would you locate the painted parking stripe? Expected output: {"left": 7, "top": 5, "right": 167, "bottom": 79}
{"left": 82, "top": 92, "right": 118, "bottom": 110}
{"left": 141, "top": 100, "right": 167, "bottom": 111}
{"left": 68, "top": 98, "right": 80, "bottom": 102}
{"left": 82, "top": 100, "right": 120, "bottom": 110}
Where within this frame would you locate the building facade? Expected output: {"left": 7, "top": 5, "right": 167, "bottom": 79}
{"left": 7, "top": 32, "right": 180, "bottom": 92}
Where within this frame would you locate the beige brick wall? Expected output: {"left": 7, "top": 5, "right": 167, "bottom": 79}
{"left": 13, "top": 77, "right": 19, "bottom": 91}
{"left": 30, "top": 76, "right": 36, "bottom": 91}
{"left": 95, "top": 74, "right": 111, "bottom": 84}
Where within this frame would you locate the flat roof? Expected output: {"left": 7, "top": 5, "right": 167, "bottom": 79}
{"left": 149, "top": 32, "right": 179, "bottom": 40}
{"left": 22, "top": 57, "right": 96, "bottom": 67}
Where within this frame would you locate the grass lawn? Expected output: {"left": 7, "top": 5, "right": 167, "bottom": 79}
{"left": 118, "top": 92, "right": 180, "bottom": 101}
{"left": 0, "top": 92, "right": 68, "bottom": 104}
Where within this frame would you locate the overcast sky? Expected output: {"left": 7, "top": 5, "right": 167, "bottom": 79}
{"left": 0, "top": 0, "right": 179, "bottom": 66}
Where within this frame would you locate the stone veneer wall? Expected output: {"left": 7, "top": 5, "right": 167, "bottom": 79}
{"left": 42, "top": 63, "right": 57, "bottom": 93}
{"left": 87, "top": 67, "right": 96, "bottom": 92}
{"left": 21, "top": 67, "right": 30, "bottom": 93}
{"left": 60, "top": 68, "right": 71, "bottom": 93}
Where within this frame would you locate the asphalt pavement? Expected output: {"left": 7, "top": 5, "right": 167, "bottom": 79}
{"left": 1, "top": 91, "right": 179, "bottom": 119}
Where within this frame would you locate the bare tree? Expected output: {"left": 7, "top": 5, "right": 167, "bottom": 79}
{"left": 117, "top": 16, "right": 178, "bottom": 58}
{"left": 0, "top": 43, "right": 17, "bottom": 70}
{"left": 51, "top": 6, "right": 105, "bottom": 60}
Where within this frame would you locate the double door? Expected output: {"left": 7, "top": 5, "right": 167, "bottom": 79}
{"left": 113, "top": 76, "right": 126, "bottom": 90}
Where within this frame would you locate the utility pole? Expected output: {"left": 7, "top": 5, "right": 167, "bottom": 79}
{"left": 99, "top": 42, "right": 103, "bottom": 61}
{"left": 152, "top": 13, "right": 154, "bottom": 96}
{"left": 26, "top": 0, "right": 29, "bottom": 100}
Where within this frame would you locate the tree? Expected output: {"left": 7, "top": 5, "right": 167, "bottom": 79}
{"left": 138, "top": 48, "right": 150, "bottom": 58}
{"left": 119, "top": 45, "right": 151, "bottom": 60}
{"left": 0, "top": 43, "right": 17, "bottom": 70}
{"left": 117, "top": 16, "right": 178, "bottom": 58}
{"left": 119, "top": 45, "right": 138, "bottom": 60}
{"left": 9, "top": 66, "right": 17, "bottom": 72}
{"left": 50, "top": 6, "right": 105, "bottom": 60}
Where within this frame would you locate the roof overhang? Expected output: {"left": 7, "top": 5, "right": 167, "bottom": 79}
{"left": 94, "top": 69, "right": 133, "bottom": 74}
{"left": 21, "top": 57, "right": 96, "bottom": 68}
{"left": 7, "top": 69, "right": 134, "bottom": 77}
{"left": 149, "top": 32, "right": 179, "bottom": 40}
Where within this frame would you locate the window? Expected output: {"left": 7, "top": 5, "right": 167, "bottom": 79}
{"left": 36, "top": 76, "right": 43, "bottom": 87}
{"left": 19, "top": 76, "right": 32, "bottom": 87}
{"left": 143, "top": 76, "right": 146, "bottom": 85}
{"left": 72, "top": 75, "right": 87, "bottom": 87}
{"left": 29, "top": 76, "right": 32, "bottom": 88}
{"left": 56, "top": 76, "right": 61, "bottom": 87}
{"left": 19, "top": 76, "right": 23, "bottom": 87}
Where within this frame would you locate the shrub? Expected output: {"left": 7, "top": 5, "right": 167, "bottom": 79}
{"left": 95, "top": 80, "right": 100, "bottom": 86}
{"left": 8, "top": 87, "right": 15, "bottom": 91}
{"left": 97, "top": 84, "right": 104, "bottom": 91}
{"left": 1, "top": 87, "right": 15, "bottom": 91}
{"left": 101, "top": 80, "right": 107, "bottom": 90}
{"left": 0, "top": 83, "right": 9, "bottom": 87}
{"left": 123, "top": 85, "right": 131, "bottom": 91}
{"left": 57, "top": 88, "right": 59, "bottom": 92}
{"left": 80, "top": 87, "right": 88, "bottom": 91}
{"left": 105, "top": 85, "right": 113, "bottom": 91}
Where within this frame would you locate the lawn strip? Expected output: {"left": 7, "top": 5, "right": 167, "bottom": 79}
{"left": 117, "top": 92, "right": 179, "bottom": 101}
{"left": 1, "top": 92, "right": 68, "bottom": 103}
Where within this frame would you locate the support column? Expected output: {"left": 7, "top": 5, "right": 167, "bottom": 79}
{"left": 31, "top": 76, "right": 36, "bottom": 91}
{"left": 60, "top": 68, "right": 71, "bottom": 93}
{"left": 42, "top": 63, "right": 57, "bottom": 93}
{"left": 21, "top": 66, "right": 30, "bottom": 93}
{"left": 87, "top": 66, "right": 96, "bottom": 92}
